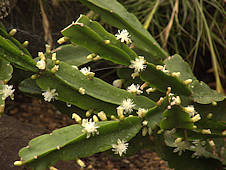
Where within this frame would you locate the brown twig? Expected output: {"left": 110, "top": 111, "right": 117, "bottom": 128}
{"left": 163, "top": 0, "right": 179, "bottom": 50}
{"left": 39, "top": 0, "right": 53, "bottom": 48}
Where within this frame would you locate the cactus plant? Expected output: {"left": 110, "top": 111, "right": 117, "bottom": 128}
{"left": 0, "top": 0, "right": 225, "bottom": 169}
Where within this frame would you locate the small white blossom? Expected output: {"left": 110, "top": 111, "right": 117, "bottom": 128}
{"left": 136, "top": 108, "right": 148, "bottom": 118}
{"left": 127, "top": 84, "right": 143, "bottom": 95}
{"left": 42, "top": 88, "right": 58, "bottom": 102}
{"left": 80, "top": 67, "right": 95, "bottom": 79}
{"left": 115, "top": 29, "right": 132, "bottom": 44}
{"left": 80, "top": 67, "right": 91, "bottom": 75}
{"left": 36, "top": 59, "right": 46, "bottom": 70}
{"left": 0, "top": 85, "right": 15, "bottom": 100}
{"left": 129, "top": 56, "right": 147, "bottom": 73}
{"left": 112, "top": 139, "right": 129, "bottom": 156}
{"left": 184, "top": 105, "right": 196, "bottom": 117}
{"left": 120, "top": 98, "right": 136, "bottom": 113}
{"left": 169, "top": 95, "right": 181, "bottom": 106}
{"left": 82, "top": 119, "right": 99, "bottom": 138}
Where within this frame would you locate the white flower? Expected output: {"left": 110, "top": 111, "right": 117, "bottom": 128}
{"left": 82, "top": 119, "right": 99, "bottom": 138}
{"left": 0, "top": 85, "right": 15, "bottom": 100}
{"left": 184, "top": 105, "right": 196, "bottom": 117}
{"left": 36, "top": 59, "right": 46, "bottom": 70}
{"left": 120, "top": 98, "right": 136, "bottom": 113}
{"left": 112, "top": 139, "right": 128, "bottom": 156}
{"left": 42, "top": 88, "right": 58, "bottom": 102}
{"left": 129, "top": 56, "right": 147, "bottom": 73}
{"left": 127, "top": 84, "right": 143, "bottom": 95}
{"left": 80, "top": 67, "right": 91, "bottom": 75}
{"left": 136, "top": 108, "right": 148, "bottom": 118}
{"left": 169, "top": 94, "right": 181, "bottom": 106}
{"left": 115, "top": 29, "right": 132, "bottom": 44}
{"left": 80, "top": 67, "right": 95, "bottom": 79}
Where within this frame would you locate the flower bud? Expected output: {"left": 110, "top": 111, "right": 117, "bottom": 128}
{"left": 76, "top": 159, "right": 85, "bottom": 168}
{"left": 9, "top": 29, "right": 17, "bottom": 36}
{"left": 184, "top": 79, "right": 192, "bottom": 85}
{"left": 14, "top": 161, "right": 23, "bottom": 166}
{"left": 113, "top": 79, "right": 123, "bottom": 88}
{"left": 93, "top": 115, "right": 99, "bottom": 122}
{"left": 78, "top": 87, "right": 85, "bottom": 95}
{"left": 52, "top": 53, "right": 57, "bottom": 61}
{"left": 72, "top": 113, "right": 81, "bottom": 124}
{"left": 57, "top": 37, "right": 69, "bottom": 44}
{"left": 22, "top": 41, "right": 29, "bottom": 48}
{"left": 171, "top": 72, "right": 181, "bottom": 78}
{"left": 45, "top": 44, "right": 51, "bottom": 54}
{"left": 201, "top": 129, "right": 211, "bottom": 134}
{"left": 142, "top": 127, "right": 148, "bottom": 136}
{"left": 98, "top": 111, "right": 107, "bottom": 121}
{"left": 104, "top": 40, "right": 110, "bottom": 44}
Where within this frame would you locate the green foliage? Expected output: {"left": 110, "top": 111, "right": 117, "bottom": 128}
{"left": 165, "top": 54, "right": 224, "bottom": 104}
{"left": 0, "top": 1, "right": 225, "bottom": 169}
{"left": 19, "top": 117, "right": 142, "bottom": 169}
{"left": 0, "top": 58, "right": 13, "bottom": 116}
{"left": 55, "top": 44, "right": 91, "bottom": 66}
{"left": 79, "top": 0, "right": 168, "bottom": 61}
{"left": 140, "top": 62, "right": 191, "bottom": 96}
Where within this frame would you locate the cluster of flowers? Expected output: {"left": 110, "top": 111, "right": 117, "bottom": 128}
{"left": 34, "top": 29, "right": 223, "bottom": 161}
